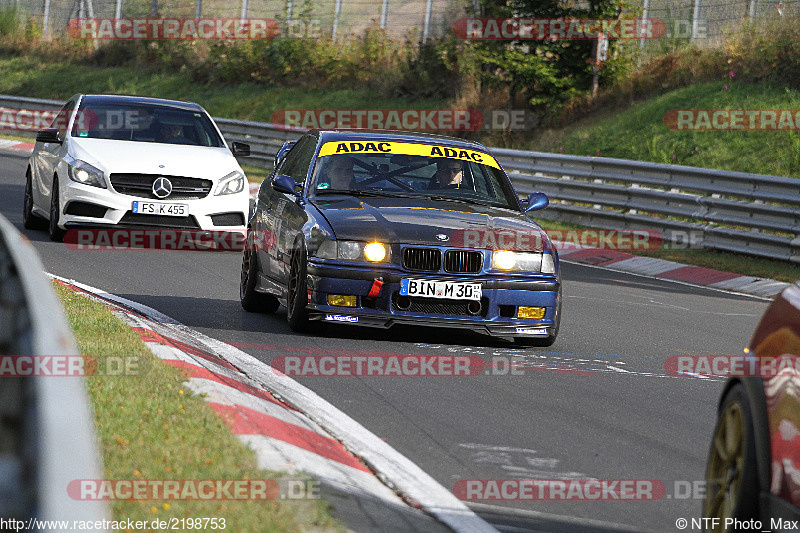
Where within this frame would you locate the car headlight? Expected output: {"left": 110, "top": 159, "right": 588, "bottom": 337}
{"left": 316, "top": 239, "right": 390, "bottom": 263}
{"left": 215, "top": 171, "right": 245, "bottom": 195}
{"left": 491, "top": 250, "right": 555, "bottom": 272}
{"left": 67, "top": 159, "right": 106, "bottom": 188}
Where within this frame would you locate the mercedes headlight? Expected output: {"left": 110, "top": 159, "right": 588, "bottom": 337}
{"left": 316, "top": 239, "right": 390, "bottom": 263}
{"left": 491, "top": 250, "right": 555, "bottom": 273}
{"left": 215, "top": 170, "right": 245, "bottom": 195}
{"left": 67, "top": 158, "right": 106, "bottom": 188}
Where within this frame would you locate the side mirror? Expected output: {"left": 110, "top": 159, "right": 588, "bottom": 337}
{"left": 231, "top": 141, "right": 250, "bottom": 157}
{"left": 36, "top": 128, "right": 62, "bottom": 144}
{"left": 524, "top": 192, "right": 549, "bottom": 213}
{"left": 274, "top": 140, "right": 296, "bottom": 168}
{"left": 272, "top": 174, "right": 300, "bottom": 197}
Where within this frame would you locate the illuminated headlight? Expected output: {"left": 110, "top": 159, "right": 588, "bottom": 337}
{"left": 315, "top": 239, "right": 390, "bottom": 262}
{"left": 215, "top": 171, "right": 245, "bottom": 195}
{"left": 491, "top": 250, "right": 543, "bottom": 271}
{"left": 67, "top": 159, "right": 105, "bottom": 188}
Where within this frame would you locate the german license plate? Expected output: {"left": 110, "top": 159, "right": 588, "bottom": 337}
{"left": 400, "top": 279, "right": 482, "bottom": 301}
{"left": 132, "top": 201, "right": 188, "bottom": 217}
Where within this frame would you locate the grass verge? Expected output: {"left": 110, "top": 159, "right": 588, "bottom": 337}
{"left": 53, "top": 281, "right": 342, "bottom": 532}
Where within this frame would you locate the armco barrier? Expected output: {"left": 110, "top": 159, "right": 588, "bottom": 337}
{"left": 2, "top": 94, "right": 798, "bottom": 262}
{"left": 0, "top": 212, "right": 108, "bottom": 525}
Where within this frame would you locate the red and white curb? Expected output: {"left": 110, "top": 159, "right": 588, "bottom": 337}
{"left": 50, "top": 275, "right": 497, "bottom": 533}
{"left": 0, "top": 139, "right": 34, "bottom": 152}
{"left": 554, "top": 241, "right": 788, "bottom": 299}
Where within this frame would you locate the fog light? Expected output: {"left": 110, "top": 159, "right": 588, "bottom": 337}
{"left": 518, "top": 306, "right": 545, "bottom": 319}
{"left": 328, "top": 294, "right": 357, "bottom": 307}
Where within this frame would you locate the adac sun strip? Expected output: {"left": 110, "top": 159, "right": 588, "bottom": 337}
{"left": 318, "top": 140, "right": 500, "bottom": 169}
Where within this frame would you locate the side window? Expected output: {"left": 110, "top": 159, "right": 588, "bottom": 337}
{"left": 280, "top": 137, "right": 316, "bottom": 185}
{"left": 54, "top": 100, "right": 75, "bottom": 137}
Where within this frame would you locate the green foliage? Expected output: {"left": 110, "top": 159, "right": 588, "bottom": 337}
{"left": 0, "top": 5, "right": 19, "bottom": 36}
{"left": 396, "top": 37, "right": 460, "bottom": 99}
{"left": 471, "top": 0, "right": 633, "bottom": 123}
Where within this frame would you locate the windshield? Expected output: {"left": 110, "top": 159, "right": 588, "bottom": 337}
{"left": 71, "top": 102, "right": 225, "bottom": 147}
{"left": 309, "top": 143, "right": 520, "bottom": 210}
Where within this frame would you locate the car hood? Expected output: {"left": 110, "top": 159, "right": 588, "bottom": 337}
{"left": 311, "top": 195, "right": 554, "bottom": 253}
{"left": 68, "top": 137, "right": 240, "bottom": 181}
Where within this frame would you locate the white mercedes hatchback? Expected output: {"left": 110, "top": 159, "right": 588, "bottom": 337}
{"left": 23, "top": 94, "right": 250, "bottom": 241}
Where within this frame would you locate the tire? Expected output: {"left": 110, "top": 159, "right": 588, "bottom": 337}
{"left": 48, "top": 175, "right": 65, "bottom": 242}
{"left": 286, "top": 243, "right": 311, "bottom": 333}
{"left": 240, "top": 248, "right": 280, "bottom": 313}
{"left": 22, "top": 168, "right": 45, "bottom": 230}
{"left": 703, "top": 383, "right": 759, "bottom": 530}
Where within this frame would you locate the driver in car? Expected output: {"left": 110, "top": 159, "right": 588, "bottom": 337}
{"left": 430, "top": 158, "right": 464, "bottom": 189}
{"left": 318, "top": 156, "right": 356, "bottom": 190}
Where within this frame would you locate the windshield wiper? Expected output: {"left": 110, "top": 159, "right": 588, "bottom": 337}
{"left": 314, "top": 189, "right": 419, "bottom": 199}
{"left": 426, "top": 195, "right": 502, "bottom": 208}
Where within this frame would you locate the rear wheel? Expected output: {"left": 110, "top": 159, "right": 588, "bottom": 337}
{"left": 240, "top": 248, "right": 280, "bottom": 313}
{"left": 286, "top": 244, "right": 310, "bottom": 333}
{"left": 48, "top": 175, "right": 65, "bottom": 242}
{"left": 703, "top": 383, "right": 759, "bottom": 531}
{"left": 22, "top": 168, "right": 45, "bottom": 230}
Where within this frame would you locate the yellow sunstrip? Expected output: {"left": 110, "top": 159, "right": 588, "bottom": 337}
{"left": 317, "top": 141, "right": 500, "bottom": 169}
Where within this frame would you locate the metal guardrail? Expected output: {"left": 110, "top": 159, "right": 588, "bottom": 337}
{"left": 0, "top": 212, "right": 108, "bottom": 526}
{"left": 2, "top": 94, "right": 798, "bottom": 262}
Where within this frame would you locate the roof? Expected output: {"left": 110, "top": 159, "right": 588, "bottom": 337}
{"left": 79, "top": 94, "right": 204, "bottom": 111}
{"left": 313, "top": 129, "right": 489, "bottom": 151}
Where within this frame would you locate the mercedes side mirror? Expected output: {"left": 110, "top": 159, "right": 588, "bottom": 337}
{"left": 36, "top": 128, "right": 62, "bottom": 144}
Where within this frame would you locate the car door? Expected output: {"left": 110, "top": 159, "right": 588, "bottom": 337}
{"left": 270, "top": 136, "right": 316, "bottom": 287}
{"left": 33, "top": 99, "right": 76, "bottom": 208}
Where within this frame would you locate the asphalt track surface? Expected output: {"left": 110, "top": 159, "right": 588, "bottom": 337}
{"left": 3, "top": 150, "right": 770, "bottom": 532}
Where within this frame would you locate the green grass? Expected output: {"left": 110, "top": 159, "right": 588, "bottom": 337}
{"left": 54, "top": 281, "right": 343, "bottom": 532}
{"left": 0, "top": 54, "right": 443, "bottom": 124}
{"left": 242, "top": 163, "right": 272, "bottom": 184}
{"left": 531, "top": 80, "right": 800, "bottom": 177}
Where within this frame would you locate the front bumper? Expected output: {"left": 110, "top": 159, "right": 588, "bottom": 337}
{"left": 59, "top": 180, "right": 249, "bottom": 230}
{"left": 306, "top": 260, "right": 560, "bottom": 337}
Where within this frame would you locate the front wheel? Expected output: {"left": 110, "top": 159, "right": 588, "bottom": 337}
{"left": 23, "top": 168, "right": 45, "bottom": 230}
{"left": 240, "top": 248, "right": 280, "bottom": 313}
{"left": 48, "top": 175, "right": 65, "bottom": 242}
{"left": 703, "top": 383, "right": 759, "bottom": 531}
{"left": 286, "top": 244, "right": 310, "bottom": 332}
